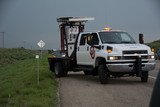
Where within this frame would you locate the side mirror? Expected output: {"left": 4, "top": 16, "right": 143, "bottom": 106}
{"left": 92, "top": 45, "right": 101, "bottom": 49}
{"left": 139, "top": 33, "right": 144, "bottom": 44}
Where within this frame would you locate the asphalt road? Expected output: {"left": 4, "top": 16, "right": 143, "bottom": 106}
{"left": 58, "top": 61, "right": 160, "bottom": 107}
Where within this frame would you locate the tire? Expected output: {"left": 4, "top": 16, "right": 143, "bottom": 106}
{"left": 54, "top": 62, "right": 64, "bottom": 77}
{"left": 98, "top": 64, "right": 108, "bottom": 84}
{"left": 83, "top": 70, "right": 92, "bottom": 75}
{"left": 141, "top": 71, "right": 148, "bottom": 82}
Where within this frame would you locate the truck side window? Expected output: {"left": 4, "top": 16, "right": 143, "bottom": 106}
{"left": 91, "top": 33, "right": 99, "bottom": 45}
{"left": 80, "top": 34, "right": 87, "bottom": 45}
{"left": 87, "top": 33, "right": 99, "bottom": 45}
{"left": 87, "top": 35, "right": 92, "bottom": 45}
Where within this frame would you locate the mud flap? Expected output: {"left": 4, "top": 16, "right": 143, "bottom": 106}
{"left": 134, "top": 56, "right": 142, "bottom": 77}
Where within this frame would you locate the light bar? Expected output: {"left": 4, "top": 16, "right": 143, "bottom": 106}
{"left": 103, "top": 27, "right": 112, "bottom": 31}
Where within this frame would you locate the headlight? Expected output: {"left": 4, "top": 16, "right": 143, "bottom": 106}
{"left": 151, "top": 55, "right": 155, "bottom": 59}
{"left": 108, "top": 56, "right": 119, "bottom": 60}
{"left": 61, "top": 54, "right": 66, "bottom": 57}
{"left": 148, "top": 55, "right": 155, "bottom": 59}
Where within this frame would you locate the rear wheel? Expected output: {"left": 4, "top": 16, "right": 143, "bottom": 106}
{"left": 141, "top": 71, "right": 148, "bottom": 82}
{"left": 98, "top": 64, "right": 108, "bottom": 84}
{"left": 54, "top": 62, "right": 64, "bottom": 77}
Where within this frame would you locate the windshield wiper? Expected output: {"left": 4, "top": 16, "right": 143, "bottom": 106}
{"left": 120, "top": 41, "right": 133, "bottom": 44}
{"left": 105, "top": 41, "right": 117, "bottom": 44}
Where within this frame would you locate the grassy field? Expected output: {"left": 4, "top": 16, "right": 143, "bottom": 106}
{"left": 0, "top": 48, "right": 58, "bottom": 107}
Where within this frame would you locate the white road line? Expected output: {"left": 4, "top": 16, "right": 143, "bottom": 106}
{"left": 149, "top": 75, "right": 157, "bottom": 79}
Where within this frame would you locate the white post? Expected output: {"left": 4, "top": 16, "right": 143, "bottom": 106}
{"left": 41, "top": 49, "right": 43, "bottom": 59}
{"left": 36, "top": 55, "right": 40, "bottom": 85}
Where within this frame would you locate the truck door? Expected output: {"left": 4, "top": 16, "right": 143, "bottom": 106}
{"left": 77, "top": 33, "right": 100, "bottom": 65}
{"left": 86, "top": 33, "right": 100, "bottom": 65}
{"left": 77, "top": 33, "right": 91, "bottom": 65}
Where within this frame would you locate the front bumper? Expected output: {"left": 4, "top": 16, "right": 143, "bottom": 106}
{"left": 107, "top": 61, "right": 156, "bottom": 72}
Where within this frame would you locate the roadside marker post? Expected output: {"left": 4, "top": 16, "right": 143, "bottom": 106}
{"left": 36, "top": 55, "right": 40, "bottom": 85}
{"left": 37, "top": 40, "right": 45, "bottom": 59}
{"left": 36, "top": 40, "right": 45, "bottom": 85}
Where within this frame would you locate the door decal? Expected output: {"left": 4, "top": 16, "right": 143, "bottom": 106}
{"left": 90, "top": 47, "right": 95, "bottom": 59}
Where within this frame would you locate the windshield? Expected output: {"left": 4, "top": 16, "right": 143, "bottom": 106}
{"left": 99, "top": 32, "right": 136, "bottom": 44}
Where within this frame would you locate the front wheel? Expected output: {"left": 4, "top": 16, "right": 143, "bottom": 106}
{"left": 141, "top": 71, "right": 148, "bottom": 82}
{"left": 98, "top": 64, "right": 108, "bottom": 84}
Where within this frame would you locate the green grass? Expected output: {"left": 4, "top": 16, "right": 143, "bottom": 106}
{"left": 0, "top": 56, "right": 58, "bottom": 107}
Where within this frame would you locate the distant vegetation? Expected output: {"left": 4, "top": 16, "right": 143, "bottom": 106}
{"left": 147, "top": 40, "right": 160, "bottom": 52}
{"left": 0, "top": 48, "right": 35, "bottom": 66}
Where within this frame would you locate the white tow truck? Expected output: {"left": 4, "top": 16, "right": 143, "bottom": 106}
{"left": 48, "top": 17, "right": 156, "bottom": 84}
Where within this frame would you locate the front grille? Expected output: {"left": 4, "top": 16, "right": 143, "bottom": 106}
{"left": 123, "top": 50, "right": 148, "bottom": 54}
{"left": 122, "top": 50, "right": 148, "bottom": 60}
{"left": 122, "top": 56, "right": 148, "bottom": 60}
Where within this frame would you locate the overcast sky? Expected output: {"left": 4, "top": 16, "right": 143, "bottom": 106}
{"left": 0, "top": 0, "right": 160, "bottom": 49}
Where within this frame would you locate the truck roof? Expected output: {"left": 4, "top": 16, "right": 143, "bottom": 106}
{"left": 57, "top": 17, "right": 94, "bottom": 22}
{"left": 80, "top": 29, "right": 124, "bottom": 34}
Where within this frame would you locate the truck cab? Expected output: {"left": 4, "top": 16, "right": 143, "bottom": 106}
{"left": 77, "top": 29, "right": 155, "bottom": 69}
{"left": 76, "top": 29, "right": 155, "bottom": 83}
